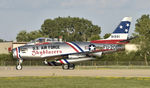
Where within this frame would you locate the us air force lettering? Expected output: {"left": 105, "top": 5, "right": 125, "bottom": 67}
{"left": 13, "top": 17, "right": 133, "bottom": 70}
{"left": 32, "top": 45, "right": 61, "bottom": 56}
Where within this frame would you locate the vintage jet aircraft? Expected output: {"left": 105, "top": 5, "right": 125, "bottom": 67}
{"left": 13, "top": 17, "right": 132, "bottom": 70}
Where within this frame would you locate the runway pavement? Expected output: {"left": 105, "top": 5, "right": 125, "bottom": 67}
{"left": 0, "top": 66, "right": 150, "bottom": 77}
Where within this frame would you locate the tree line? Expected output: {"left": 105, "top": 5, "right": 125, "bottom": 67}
{"left": 16, "top": 16, "right": 101, "bottom": 42}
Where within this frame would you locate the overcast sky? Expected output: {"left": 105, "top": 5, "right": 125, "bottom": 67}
{"left": 0, "top": 0, "right": 150, "bottom": 41}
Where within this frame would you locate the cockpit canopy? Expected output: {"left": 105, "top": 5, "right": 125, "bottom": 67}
{"left": 27, "top": 37, "right": 59, "bottom": 45}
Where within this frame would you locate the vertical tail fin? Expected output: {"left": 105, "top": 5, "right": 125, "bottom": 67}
{"left": 91, "top": 17, "right": 132, "bottom": 44}
{"left": 106, "top": 17, "right": 132, "bottom": 40}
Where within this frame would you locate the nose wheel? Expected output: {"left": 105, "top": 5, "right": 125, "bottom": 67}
{"left": 16, "top": 59, "right": 23, "bottom": 70}
{"left": 16, "top": 64, "right": 22, "bottom": 70}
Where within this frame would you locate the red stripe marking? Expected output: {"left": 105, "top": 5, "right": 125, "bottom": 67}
{"left": 16, "top": 48, "right": 19, "bottom": 59}
{"left": 65, "top": 42, "right": 79, "bottom": 52}
{"left": 90, "top": 39, "right": 128, "bottom": 44}
{"left": 59, "top": 60, "right": 64, "bottom": 64}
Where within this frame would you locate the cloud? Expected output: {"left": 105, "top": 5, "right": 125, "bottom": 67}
{"left": 61, "top": 0, "right": 129, "bottom": 8}
{"left": 133, "top": 0, "right": 150, "bottom": 9}
{"left": 0, "top": 0, "right": 57, "bottom": 9}
{"left": 61, "top": 0, "right": 96, "bottom": 7}
{"left": 1, "top": 0, "right": 150, "bottom": 10}
{"left": 0, "top": 0, "right": 13, "bottom": 8}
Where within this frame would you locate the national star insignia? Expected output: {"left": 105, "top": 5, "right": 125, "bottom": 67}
{"left": 120, "top": 25, "right": 123, "bottom": 29}
{"left": 89, "top": 44, "right": 96, "bottom": 51}
{"left": 125, "top": 29, "right": 128, "bottom": 32}
{"left": 126, "top": 23, "right": 129, "bottom": 27}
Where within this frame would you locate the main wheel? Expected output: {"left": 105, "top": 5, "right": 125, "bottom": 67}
{"left": 62, "top": 64, "right": 69, "bottom": 70}
{"left": 16, "top": 64, "right": 22, "bottom": 70}
{"left": 69, "top": 64, "right": 75, "bottom": 70}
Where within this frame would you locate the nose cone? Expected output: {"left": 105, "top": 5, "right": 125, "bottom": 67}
{"left": 12, "top": 48, "right": 17, "bottom": 58}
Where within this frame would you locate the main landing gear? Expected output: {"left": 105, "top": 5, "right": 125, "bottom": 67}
{"left": 44, "top": 59, "right": 75, "bottom": 70}
{"left": 16, "top": 59, "right": 23, "bottom": 70}
{"left": 62, "top": 64, "right": 75, "bottom": 70}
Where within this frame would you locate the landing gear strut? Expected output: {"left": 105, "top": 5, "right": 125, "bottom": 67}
{"left": 16, "top": 59, "right": 23, "bottom": 70}
{"left": 62, "top": 64, "right": 75, "bottom": 70}
{"left": 44, "top": 59, "right": 48, "bottom": 65}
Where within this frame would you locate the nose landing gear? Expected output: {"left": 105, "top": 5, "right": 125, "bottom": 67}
{"left": 16, "top": 59, "right": 23, "bottom": 70}
{"left": 44, "top": 59, "right": 48, "bottom": 65}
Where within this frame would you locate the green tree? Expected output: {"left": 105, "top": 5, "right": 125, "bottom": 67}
{"left": 41, "top": 17, "right": 101, "bottom": 41}
{"left": 0, "top": 39, "right": 3, "bottom": 42}
{"left": 132, "top": 14, "right": 150, "bottom": 65}
{"left": 16, "top": 30, "right": 29, "bottom": 42}
{"left": 103, "top": 33, "right": 111, "bottom": 39}
{"left": 89, "top": 35, "right": 100, "bottom": 41}
{"left": 27, "top": 30, "right": 43, "bottom": 41}
{"left": 16, "top": 17, "right": 101, "bottom": 42}
{"left": 16, "top": 30, "right": 43, "bottom": 42}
